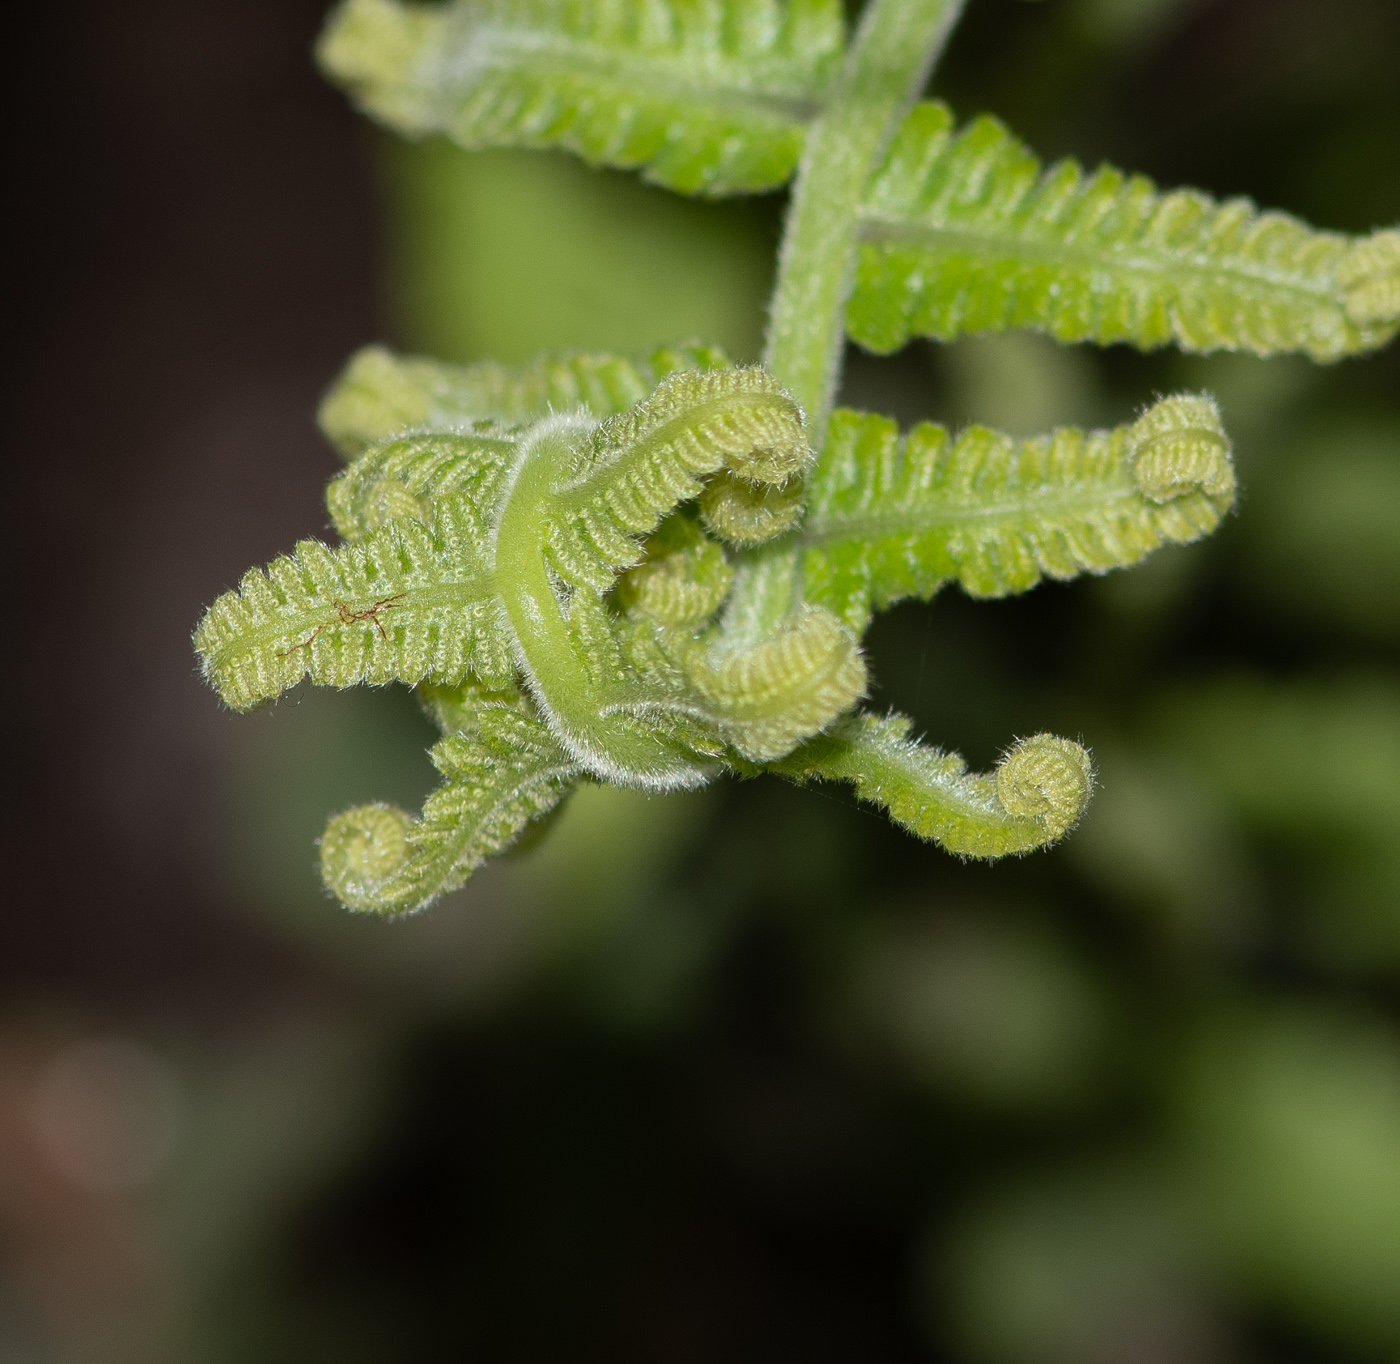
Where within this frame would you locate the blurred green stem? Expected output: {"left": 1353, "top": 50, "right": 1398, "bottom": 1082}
{"left": 764, "top": 0, "right": 967, "bottom": 440}
{"left": 741, "top": 0, "right": 967, "bottom": 641}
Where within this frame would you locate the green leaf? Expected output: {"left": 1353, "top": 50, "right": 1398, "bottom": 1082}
{"left": 320, "top": 697, "right": 582, "bottom": 914}
{"left": 615, "top": 511, "right": 734, "bottom": 627}
{"left": 800, "top": 393, "right": 1235, "bottom": 632}
{"left": 327, "top": 430, "right": 520, "bottom": 541}
{"left": 202, "top": 364, "right": 829, "bottom": 786}
{"left": 316, "top": 0, "right": 845, "bottom": 196}
{"left": 194, "top": 496, "right": 512, "bottom": 711}
{"left": 319, "top": 341, "right": 731, "bottom": 458}
{"left": 543, "top": 366, "right": 809, "bottom": 590}
{"left": 770, "top": 715, "right": 1094, "bottom": 857}
{"left": 687, "top": 603, "right": 866, "bottom": 763}
{"left": 849, "top": 102, "right": 1400, "bottom": 361}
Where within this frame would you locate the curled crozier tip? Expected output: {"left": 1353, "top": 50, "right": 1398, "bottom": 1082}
{"left": 1339, "top": 229, "right": 1400, "bottom": 327}
{"left": 700, "top": 474, "right": 804, "bottom": 546}
{"left": 1128, "top": 394, "right": 1235, "bottom": 505}
{"left": 616, "top": 535, "right": 733, "bottom": 626}
{"left": 688, "top": 604, "right": 867, "bottom": 763}
{"left": 320, "top": 802, "right": 416, "bottom": 915}
{"left": 629, "top": 368, "right": 809, "bottom": 486}
{"left": 995, "top": 734, "right": 1094, "bottom": 842}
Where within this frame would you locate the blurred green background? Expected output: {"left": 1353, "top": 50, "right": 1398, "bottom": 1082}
{"left": 8, "top": 0, "right": 1400, "bottom": 1360}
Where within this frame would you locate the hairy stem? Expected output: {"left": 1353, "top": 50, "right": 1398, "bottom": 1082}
{"left": 494, "top": 420, "right": 712, "bottom": 789}
{"left": 763, "top": 0, "right": 967, "bottom": 439}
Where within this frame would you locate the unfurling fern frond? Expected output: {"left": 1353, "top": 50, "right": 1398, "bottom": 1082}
{"left": 687, "top": 604, "right": 866, "bottom": 763}
{"left": 544, "top": 367, "right": 809, "bottom": 590}
{"left": 616, "top": 512, "right": 734, "bottom": 627}
{"left": 771, "top": 715, "right": 1093, "bottom": 857}
{"left": 327, "top": 431, "right": 520, "bottom": 541}
{"left": 849, "top": 102, "right": 1400, "bottom": 361}
{"left": 491, "top": 375, "right": 816, "bottom": 789}
{"left": 321, "top": 699, "right": 582, "bottom": 915}
{"left": 800, "top": 394, "right": 1235, "bottom": 632}
{"left": 316, "top": 0, "right": 845, "bottom": 196}
{"left": 319, "top": 342, "right": 730, "bottom": 458}
{"left": 195, "top": 497, "right": 512, "bottom": 710}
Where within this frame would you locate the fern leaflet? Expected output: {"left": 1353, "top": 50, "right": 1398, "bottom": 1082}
{"left": 800, "top": 394, "right": 1235, "bottom": 632}
{"left": 849, "top": 102, "right": 1400, "bottom": 360}
{"left": 321, "top": 697, "right": 582, "bottom": 914}
{"left": 319, "top": 342, "right": 730, "bottom": 458}
{"left": 317, "top": 0, "right": 845, "bottom": 196}
{"left": 770, "top": 715, "right": 1093, "bottom": 857}
{"left": 195, "top": 497, "right": 512, "bottom": 711}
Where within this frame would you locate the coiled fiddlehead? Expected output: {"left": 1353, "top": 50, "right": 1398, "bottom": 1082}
{"left": 195, "top": 0, "right": 1399, "bottom": 914}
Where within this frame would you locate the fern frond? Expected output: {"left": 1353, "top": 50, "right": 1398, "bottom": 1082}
{"left": 545, "top": 367, "right": 809, "bottom": 590}
{"left": 849, "top": 102, "right": 1400, "bottom": 361}
{"left": 615, "top": 512, "right": 734, "bottom": 627}
{"left": 800, "top": 394, "right": 1235, "bottom": 632}
{"left": 194, "top": 496, "right": 512, "bottom": 711}
{"left": 415, "top": 676, "right": 532, "bottom": 733}
{"left": 319, "top": 342, "right": 730, "bottom": 458}
{"left": 686, "top": 604, "right": 866, "bottom": 762}
{"left": 770, "top": 715, "right": 1093, "bottom": 856}
{"left": 320, "top": 701, "right": 582, "bottom": 914}
{"left": 699, "top": 473, "right": 805, "bottom": 546}
{"left": 317, "top": 0, "right": 845, "bottom": 196}
{"left": 327, "top": 430, "right": 520, "bottom": 541}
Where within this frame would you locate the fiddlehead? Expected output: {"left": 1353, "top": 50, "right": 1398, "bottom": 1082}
{"left": 615, "top": 513, "right": 734, "bottom": 628}
{"left": 770, "top": 715, "right": 1093, "bottom": 857}
{"left": 490, "top": 366, "right": 818, "bottom": 788}
{"left": 196, "top": 0, "right": 1400, "bottom": 917}
{"left": 686, "top": 604, "right": 866, "bottom": 763}
{"left": 321, "top": 696, "right": 582, "bottom": 915}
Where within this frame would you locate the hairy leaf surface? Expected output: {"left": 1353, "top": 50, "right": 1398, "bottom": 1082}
{"left": 319, "top": 342, "right": 730, "bottom": 458}
{"left": 771, "top": 716, "right": 1093, "bottom": 856}
{"left": 321, "top": 699, "right": 582, "bottom": 914}
{"left": 547, "top": 367, "right": 809, "bottom": 590}
{"left": 195, "top": 497, "right": 513, "bottom": 710}
{"left": 801, "top": 394, "right": 1235, "bottom": 632}
{"left": 849, "top": 102, "right": 1400, "bottom": 360}
{"left": 317, "top": 0, "right": 845, "bottom": 195}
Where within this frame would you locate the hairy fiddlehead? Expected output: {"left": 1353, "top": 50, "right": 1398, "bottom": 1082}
{"left": 195, "top": 0, "right": 1399, "bottom": 915}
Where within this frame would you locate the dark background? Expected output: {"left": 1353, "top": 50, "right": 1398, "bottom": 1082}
{"left": 7, "top": 1, "right": 1400, "bottom": 1360}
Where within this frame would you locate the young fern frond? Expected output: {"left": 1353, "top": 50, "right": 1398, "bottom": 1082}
{"left": 317, "top": 0, "right": 845, "bottom": 195}
{"left": 769, "top": 716, "right": 1093, "bottom": 857}
{"left": 849, "top": 103, "right": 1400, "bottom": 361}
{"left": 616, "top": 512, "right": 734, "bottom": 627}
{"left": 196, "top": 0, "right": 1400, "bottom": 915}
{"left": 319, "top": 342, "right": 730, "bottom": 458}
{"left": 686, "top": 603, "right": 867, "bottom": 763}
{"left": 321, "top": 698, "right": 582, "bottom": 914}
{"left": 328, "top": 431, "right": 519, "bottom": 541}
{"left": 801, "top": 393, "right": 1235, "bottom": 631}
{"left": 195, "top": 498, "right": 513, "bottom": 711}
{"left": 543, "top": 367, "right": 809, "bottom": 591}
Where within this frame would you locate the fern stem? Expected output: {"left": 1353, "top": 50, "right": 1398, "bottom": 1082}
{"left": 763, "top": 0, "right": 966, "bottom": 439}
